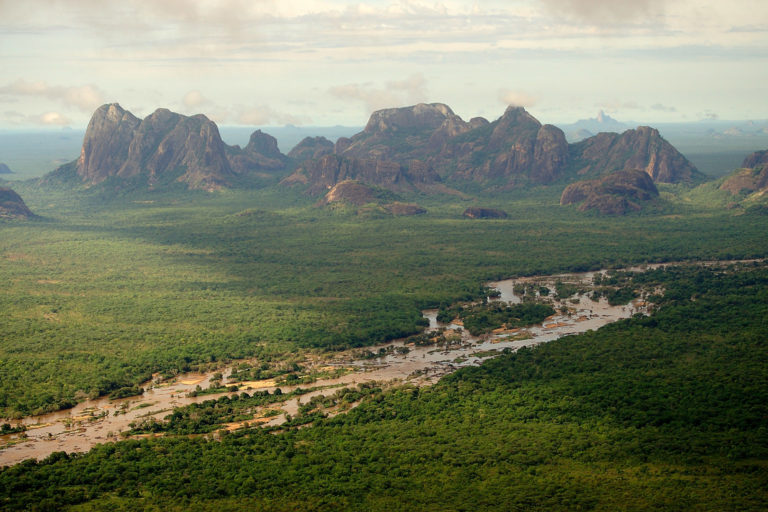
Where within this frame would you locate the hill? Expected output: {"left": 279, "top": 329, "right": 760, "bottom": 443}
{"left": 44, "top": 104, "right": 289, "bottom": 192}
{"left": 720, "top": 150, "right": 768, "bottom": 196}
{"left": 0, "top": 187, "right": 34, "bottom": 219}
{"left": 284, "top": 103, "right": 702, "bottom": 194}
{"left": 560, "top": 169, "right": 660, "bottom": 215}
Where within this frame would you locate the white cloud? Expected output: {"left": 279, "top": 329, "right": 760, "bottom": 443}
{"left": 0, "top": 80, "right": 105, "bottom": 112}
{"left": 498, "top": 89, "right": 538, "bottom": 108}
{"left": 235, "top": 105, "right": 303, "bottom": 126}
{"left": 329, "top": 74, "right": 428, "bottom": 113}
{"left": 539, "top": 0, "right": 667, "bottom": 25}
{"left": 650, "top": 103, "right": 677, "bottom": 113}
{"left": 182, "top": 90, "right": 213, "bottom": 109}
{"left": 38, "top": 111, "right": 72, "bottom": 125}
{"left": 1, "top": 110, "right": 71, "bottom": 126}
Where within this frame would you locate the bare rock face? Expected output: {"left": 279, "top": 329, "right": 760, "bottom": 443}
{"left": 720, "top": 167, "right": 768, "bottom": 196}
{"left": 316, "top": 180, "right": 426, "bottom": 216}
{"left": 0, "top": 187, "right": 34, "bottom": 219}
{"left": 285, "top": 103, "right": 696, "bottom": 194}
{"left": 340, "top": 103, "right": 466, "bottom": 162}
{"left": 462, "top": 207, "right": 508, "bottom": 219}
{"left": 570, "top": 127, "right": 702, "bottom": 183}
{"left": 287, "top": 136, "right": 334, "bottom": 162}
{"left": 77, "top": 104, "right": 141, "bottom": 184}
{"left": 70, "top": 104, "right": 287, "bottom": 191}
{"left": 560, "top": 169, "right": 659, "bottom": 215}
{"left": 447, "top": 107, "right": 570, "bottom": 185}
{"left": 334, "top": 104, "right": 571, "bottom": 187}
{"left": 741, "top": 149, "right": 768, "bottom": 170}
{"left": 283, "top": 154, "right": 441, "bottom": 195}
{"left": 227, "top": 130, "right": 288, "bottom": 174}
{"left": 363, "top": 102, "right": 459, "bottom": 135}
{"left": 720, "top": 149, "right": 768, "bottom": 196}
{"left": 317, "top": 180, "right": 379, "bottom": 206}
{"left": 120, "top": 108, "right": 235, "bottom": 190}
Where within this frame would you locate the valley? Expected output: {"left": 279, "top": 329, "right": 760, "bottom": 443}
{"left": 0, "top": 101, "right": 767, "bottom": 510}
{"left": 1, "top": 264, "right": 657, "bottom": 465}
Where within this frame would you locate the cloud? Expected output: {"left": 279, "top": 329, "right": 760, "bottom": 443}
{"left": 1, "top": 109, "right": 71, "bottom": 126}
{"left": 650, "top": 103, "right": 677, "bottom": 113}
{"left": 699, "top": 110, "right": 720, "bottom": 120}
{"left": 235, "top": 105, "right": 302, "bottom": 126}
{"left": 182, "top": 90, "right": 213, "bottom": 109}
{"left": 539, "top": 0, "right": 667, "bottom": 25}
{"left": 38, "top": 111, "right": 72, "bottom": 125}
{"left": 498, "top": 89, "right": 538, "bottom": 108}
{"left": 0, "top": 80, "right": 105, "bottom": 112}
{"left": 597, "top": 100, "right": 642, "bottom": 112}
{"left": 329, "top": 74, "right": 428, "bottom": 113}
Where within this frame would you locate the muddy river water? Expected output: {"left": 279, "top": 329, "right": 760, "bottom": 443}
{"left": 1, "top": 267, "right": 658, "bottom": 466}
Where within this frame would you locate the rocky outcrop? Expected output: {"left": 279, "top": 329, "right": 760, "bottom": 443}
{"left": 462, "top": 207, "right": 508, "bottom": 219}
{"left": 335, "top": 104, "right": 571, "bottom": 187}
{"left": 227, "top": 130, "right": 288, "bottom": 174}
{"left": 339, "top": 103, "right": 466, "bottom": 162}
{"left": 283, "top": 154, "right": 441, "bottom": 195}
{"left": 76, "top": 103, "right": 141, "bottom": 184}
{"left": 720, "top": 149, "right": 768, "bottom": 196}
{"left": 560, "top": 169, "right": 659, "bottom": 215}
{"left": 445, "top": 107, "right": 570, "bottom": 185}
{"left": 316, "top": 180, "right": 426, "bottom": 216}
{"left": 381, "top": 202, "right": 426, "bottom": 216}
{"left": 295, "top": 103, "right": 695, "bottom": 193}
{"left": 0, "top": 163, "right": 13, "bottom": 174}
{"left": 61, "top": 103, "right": 288, "bottom": 191}
{"left": 287, "top": 136, "right": 334, "bottom": 162}
{"left": 569, "top": 127, "right": 702, "bottom": 183}
{"left": 60, "top": 102, "right": 700, "bottom": 195}
{"left": 720, "top": 167, "right": 768, "bottom": 196}
{"left": 741, "top": 149, "right": 768, "bottom": 170}
{"left": 317, "top": 180, "right": 380, "bottom": 206}
{"left": 0, "top": 187, "right": 34, "bottom": 219}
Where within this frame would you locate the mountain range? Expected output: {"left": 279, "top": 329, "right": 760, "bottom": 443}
{"left": 42, "top": 102, "right": 704, "bottom": 197}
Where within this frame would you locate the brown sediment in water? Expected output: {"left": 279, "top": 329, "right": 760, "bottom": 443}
{"left": 0, "top": 263, "right": 677, "bottom": 467}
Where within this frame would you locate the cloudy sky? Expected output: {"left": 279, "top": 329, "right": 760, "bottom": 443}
{"left": 1, "top": 0, "right": 767, "bottom": 129}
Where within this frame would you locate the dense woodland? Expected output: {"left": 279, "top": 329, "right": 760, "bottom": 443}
{"left": 1, "top": 183, "right": 766, "bottom": 418}
{"left": 1, "top": 263, "right": 767, "bottom": 510}
{"left": 0, "top": 171, "right": 767, "bottom": 509}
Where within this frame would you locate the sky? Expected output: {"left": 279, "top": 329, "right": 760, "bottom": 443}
{"left": 1, "top": 0, "right": 767, "bottom": 130}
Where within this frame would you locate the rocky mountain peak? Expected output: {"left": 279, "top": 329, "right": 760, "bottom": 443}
{"left": 77, "top": 103, "right": 141, "bottom": 184}
{"left": 720, "top": 148, "right": 768, "bottom": 197}
{"left": 561, "top": 169, "right": 659, "bottom": 215}
{"left": 287, "top": 136, "right": 334, "bottom": 162}
{"left": 742, "top": 149, "right": 768, "bottom": 170}
{"left": 570, "top": 126, "right": 702, "bottom": 183}
{"left": 245, "top": 130, "right": 283, "bottom": 159}
{"left": 63, "top": 104, "right": 289, "bottom": 191}
{"left": 363, "top": 103, "right": 458, "bottom": 134}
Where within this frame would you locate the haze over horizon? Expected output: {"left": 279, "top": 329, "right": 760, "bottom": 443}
{"left": 1, "top": 0, "right": 767, "bottom": 131}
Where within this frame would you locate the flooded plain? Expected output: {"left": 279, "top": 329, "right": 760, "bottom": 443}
{"left": 1, "top": 267, "right": 652, "bottom": 466}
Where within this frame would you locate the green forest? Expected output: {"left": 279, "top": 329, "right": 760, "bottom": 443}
{"left": 1, "top": 183, "right": 766, "bottom": 417}
{"left": 1, "top": 263, "right": 767, "bottom": 510}
{"left": 1, "top": 179, "right": 768, "bottom": 510}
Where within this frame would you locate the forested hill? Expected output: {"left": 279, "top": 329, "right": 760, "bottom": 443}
{"left": 2, "top": 263, "right": 766, "bottom": 510}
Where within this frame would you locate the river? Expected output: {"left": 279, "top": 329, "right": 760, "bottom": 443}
{"left": 0, "top": 266, "right": 656, "bottom": 466}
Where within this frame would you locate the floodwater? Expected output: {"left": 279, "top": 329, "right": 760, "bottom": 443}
{"left": 0, "top": 267, "right": 655, "bottom": 466}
